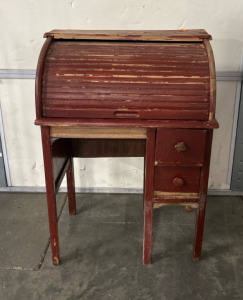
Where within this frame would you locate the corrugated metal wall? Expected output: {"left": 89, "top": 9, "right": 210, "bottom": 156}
{"left": 231, "top": 82, "right": 243, "bottom": 191}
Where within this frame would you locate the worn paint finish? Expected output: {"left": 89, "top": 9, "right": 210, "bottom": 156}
{"left": 193, "top": 130, "right": 213, "bottom": 260}
{"left": 44, "top": 29, "right": 212, "bottom": 41}
{"left": 155, "top": 129, "right": 206, "bottom": 165}
{"left": 40, "top": 35, "right": 211, "bottom": 121}
{"left": 41, "top": 126, "right": 61, "bottom": 265}
{"left": 35, "top": 30, "right": 218, "bottom": 265}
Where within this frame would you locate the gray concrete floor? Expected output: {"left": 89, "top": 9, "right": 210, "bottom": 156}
{"left": 0, "top": 192, "right": 242, "bottom": 300}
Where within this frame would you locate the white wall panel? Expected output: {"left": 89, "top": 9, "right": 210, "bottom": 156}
{"left": 209, "top": 82, "right": 237, "bottom": 189}
{"left": 0, "top": 80, "right": 45, "bottom": 186}
{"left": 0, "top": 0, "right": 243, "bottom": 189}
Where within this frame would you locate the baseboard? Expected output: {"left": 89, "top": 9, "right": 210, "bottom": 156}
{"left": 0, "top": 186, "right": 243, "bottom": 196}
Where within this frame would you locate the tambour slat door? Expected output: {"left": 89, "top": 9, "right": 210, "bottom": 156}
{"left": 42, "top": 40, "right": 210, "bottom": 120}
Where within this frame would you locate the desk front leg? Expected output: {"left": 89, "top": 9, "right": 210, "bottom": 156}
{"left": 143, "top": 128, "right": 156, "bottom": 265}
{"left": 41, "top": 126, "right": 60, "bottom": 265}
{"left": 193, "top": 130, "right": 213, "bottom": 261}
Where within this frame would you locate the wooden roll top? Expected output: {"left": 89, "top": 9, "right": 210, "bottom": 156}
{"left": 35, "top": 29, "right": 216, "bottom": 124}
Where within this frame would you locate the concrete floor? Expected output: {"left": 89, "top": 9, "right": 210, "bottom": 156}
{"left": 0, "top": 193, "right": 242, "bottom": 300}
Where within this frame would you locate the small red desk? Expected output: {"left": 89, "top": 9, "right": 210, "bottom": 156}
{"left": 35, "top": 29, "right": 218, "bottom": 265}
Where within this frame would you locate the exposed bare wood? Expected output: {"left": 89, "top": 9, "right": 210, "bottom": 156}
{"left": 185, "top": 205, "right": 193, "bottom": 212}
{"left": 35, "top": 118, "right": 219, "bottom": 129}
{"left": 154, "top": 161, "right": 203, "bottom": 167}
{"left": 154, "top": 202, "right": 199, "bottom": 209}
{"left": 35, "top": 37, "right": 53, "bottom": 119}
{"left": 204, "top": 40, "right": 216, "bottom": 121}
{"left": 50, "top": 126, "right": 147, "bottom": 139}
{"left": 154, "top": 191, "right": 199, "bottom": 198}
{"left": 44, "top": 29, "right": 212, "bottom": 41}
{"left": 42, "top": 39, "right": 211, "bottom": 121}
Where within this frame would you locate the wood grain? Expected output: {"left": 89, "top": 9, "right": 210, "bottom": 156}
{"left": 35, "top": 118, "right": 219, "bottom": 129}
{"left": 35, "top": 36, "right": 53, "bottom": 119}
{"left": 154, "top": 202, "right": 199, "bottom": 209}
{"left": 154, "top": 191, "right": 199, "bottom": 198}
{"left": 44, "top": 29, "right": 212, "bottom": 41}
{"left": 204, "top": 40, "right": 216, "bottom": 121}
{"left": 71, "top": 139, "right": 145, "bottom": 158}
{"left": 42, "top": 40, "right": 211, "bottom": 121}
{"left": 50, "top": 126, "right": 147, "bottom": 139}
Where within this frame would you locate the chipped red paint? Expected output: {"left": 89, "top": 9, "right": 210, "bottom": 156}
{"left": 41, "top": 40, "right": 211, "bottom": 121}
{"left": 35, "top": 30, "right": 218, "bottom": 265}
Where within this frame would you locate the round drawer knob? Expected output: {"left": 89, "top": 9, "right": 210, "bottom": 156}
{"left": 173, "top": 177, "right": 184, "bottom": 187}
{"left": 175, "top": 142, "right": 187, "bottom": 153}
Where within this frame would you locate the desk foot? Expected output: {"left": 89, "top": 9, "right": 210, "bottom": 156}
{"left": 69, "top": 211, "right": 76, "bottom": 216}
{"left": 193, "top": 257, "right": 200, "bottom": 262}
{"left": 53, "top": 256, "right": 61, "bottom": 265}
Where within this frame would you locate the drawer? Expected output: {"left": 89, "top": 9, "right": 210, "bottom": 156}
{"left": 154, "top": 166, "right": 201, "bottom": 193}
{"left": 155, "top": 129, "right": 206, "bottom": 165}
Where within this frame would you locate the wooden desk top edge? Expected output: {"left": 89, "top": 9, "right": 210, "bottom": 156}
{"left": 44, "top": 29, "right": 212, "bottom": 41}
{"left": 35, "top": 118, "right": 219, "bottom": 129}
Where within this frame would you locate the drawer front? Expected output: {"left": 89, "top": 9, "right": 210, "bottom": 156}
{"left": 154, "top": 166, "right": 201, "bottom": 193}
{"left": 155, "top": 129, "right": 206, "bottom": 165}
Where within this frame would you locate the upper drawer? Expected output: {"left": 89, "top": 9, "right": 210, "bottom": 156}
{"left": 155, "top": 129, "right": 206, "bottom": 165}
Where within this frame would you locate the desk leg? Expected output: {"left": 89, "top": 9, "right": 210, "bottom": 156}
{"left": 143, "top": 128, "right": 156, "bottom": 264}
{"left": 193, "top": 130, "right": 213, "bottom": 261}
{"left": 41, "top": 126, "right": 60, "bottom": 265}
{"left": 67, "top": 157, "right": 76, "bottom": 215}
{"left": 144, "top": 201, "right": 153, "bottom": 264}
{"left": 193, "top": 195, "right": 207, "bottom": 261}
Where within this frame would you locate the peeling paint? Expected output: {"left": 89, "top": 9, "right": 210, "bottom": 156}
{"left": 53, "top": 256, "right": 59, "bottom": 265}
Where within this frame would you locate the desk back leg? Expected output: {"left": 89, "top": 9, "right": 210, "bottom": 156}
{"left": 143, "top": 128, "right": 156, "bottom": 264}
{"left": 67, "top": 157, "right": 76, "bottom": 215}
{"left": 41, "top": 126, "right": 61, "bottom": 265}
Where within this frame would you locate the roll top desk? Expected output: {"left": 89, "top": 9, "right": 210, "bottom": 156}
{"left": 35, "top": 29, "right": 218, "bottom": 265}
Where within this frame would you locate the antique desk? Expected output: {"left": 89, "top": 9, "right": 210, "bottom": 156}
{"left": 35, "top": 29, "right": 218, "bottom": 265}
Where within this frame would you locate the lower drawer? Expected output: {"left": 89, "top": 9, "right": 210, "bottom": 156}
{"left": 154, "top": 166, "right": 201, "bottom": 193}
